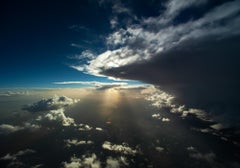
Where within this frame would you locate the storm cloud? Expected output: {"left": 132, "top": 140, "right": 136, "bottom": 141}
{"left": 72, "top": 0, "right": 240, "bottom": 126}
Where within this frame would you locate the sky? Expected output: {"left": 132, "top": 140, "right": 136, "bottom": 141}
{"left": 0, "top": 1, "right": 240, "bottom": 167}
{"left": 1, "top": 0, "right": 240, "bottom": 123}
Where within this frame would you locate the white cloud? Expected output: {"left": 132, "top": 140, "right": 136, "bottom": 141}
{"left": 110, "top": 17, "right": 118, "bottom": 29}
{"left": 78, "top": 124, "right": 93, "bottom": 131}
{"left": 54, "top": 81, "right": 128, "bottom": 87}
{"left": 62, "top": 156, "right": 82, "bottom": 168}
{"left": 155, "top": 146, "right": 164, "bottom": 152}
{"left": 151, "top": 114, "right": 170, "bottom": 122}
{"left": 37, "top": 108, "right": 75, "bottom": 127}
{"left": 68, "top": 50, "right": 96, "bottom": 61}
{"left": 187, "top": 146, "right": 218, "bottom": 165}
{"left": 181, "top": 108, "right": 211, "bottom": 121}
{"left": 0, "top": 124, "right": 24, "bottom": 134}
{"left": 0, "top": 123, "right": 40, "bottom": 134}
{"left": 102, "top": 141, "right": 137, "bottom": 155}
{"left": 152, "top": 113, "right": 161, "bottom": 119}
{"left": 112, "top": 1, "right": 131, "bottom": 15}
{"left": 1, "top": 149, "right": 36, "bottom": 162}
{"left": 106, "top": 29, "right": 129, "bottom": 47}
{"left": 162, "top": 118, "right": 170, "bottom": 122}
{"left": 95, "top": 127, "right": 103, "bottom": 131}
{"left": 64, "top": 139, "right": 94, "bottom": 147}
{"left": 62, "top": 154, "right": 101, "bottom": 168}
{"left": 106, "top": 157, "right": 120, "bottom": 168}
{"left": 210, "top": 123, "right": 224, "bottom": 130}
{"left": 106, "top": 157, "right": 129, "bottom": 168}
{"left": 23, "top": 95, "right": 80, "bottom": 113}
{"left": 0, "top": 90, "right": 29, "bottom": 97}
{"left": 145, "top": 87, "right": 211, "bottom": 122}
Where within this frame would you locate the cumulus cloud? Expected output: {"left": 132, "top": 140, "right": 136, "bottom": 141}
{"left": 210, "top": 123, "right": 225, "bottom": 130}
{"left": 78, "top": 123, "right": 93, "bottom": 131}
{"left": 102, "top": 141, "right": 138, "bottom": 155}
{"left": 106, "top": 156, "right": 129, "bottom": 168}
{"left": 36, "top": 108, "right": 75, "bottom": 127}
{"left": 62, "top": 154, "right": 101, "bottom": 168}
{"left": 1, "top": 149, "right": 35, "bottom": 161}
{"left": 0, "top": 123, "right": 40, "bottom": 134}
{"left": 23, "top": 95, "right": 80, "bottom": 113}
{"left": 162, "top": 118, "right": 170, "bottom": 122}
{"left": 64, "top": 139, "right": 94, "bottom": 147}
{"left": 187, "top": 146, "right": 220, "bottom": 166}
{"left": 0, "top": 124, "right": 24, "bottom": 134}
{"left": 145, "top": 87, "right": 211, "bottom": 122}
{"left": 95, "top": 127, "right": 103, "bottom": 131}
{"left": 70, "top": 0, "right": 240, "bottom": 126}
{"left": 155, "top": 146, "right": 164, "bottom": 152}
{"left": 1, "top": 149, "right": 36, "bottom": 167}
{"left": 151, "top": 114, "right": 170, "bottom": 122}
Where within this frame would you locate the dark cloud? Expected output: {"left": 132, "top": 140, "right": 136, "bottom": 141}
{"left": 103, "top": 35, "right": 240, "bottom": 126}
{"left": 70, "top": 0, "right": 240, "bottom": 126}
{"left": 72, "top": 0, "right": 240, "bottom": 124}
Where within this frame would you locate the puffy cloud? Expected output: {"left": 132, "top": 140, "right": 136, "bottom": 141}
{"left": 62, "top": 156, "right": 82, "bottom": 168}
{"left": 106, "top": 156, "right": 129, "bottom": 168}
{"left": 78, "top": 124, "right": 93, "bottom": 131}
{"left": 151, "top": 114, "right": 170, "bottom": 122}
{"left": 155, "top": 146, "right": 164, "bottom": 152}
{"left": 95, "top": 127, "right": 103, "bottom": 131}
{"left": 0, "top": 123, "right": 40, "bottom": 134}
{"left": 1, "top": 149, "right": 36, "bottom": 167}
{"left": 162, "top": 118, "right": 170, "bottom": 122}
{"left": 106, "top": 157, "right": 120, "bottom": 168}
{"left": 102, "top": 141, "right": 137, "bottom": 155}
{"left": 23, "top": 95, "right": 80, "bottom": 113}
{"left": 152, "top": 113, "right": 161, "bottom": 120}
{"left": 64, "top": 139, "right": 94, "bottom": 147}
{"left": 187, "top": 146, "right": 219, "bottom": 166}
{"left": 1, "top": 149, "right": 35, "bottom": 161}
{"left": 71, "top": 50, "right": 96, "bottom": 60}
{"left": 0, "top": 124, "right": 24, "bottom": 134}
{"left": 36, "top": 108, "right": 75, "bottom": 127}
{"left": 62, "top": 154, "right": 101, "bottom": 168}
{"left": 22, "top": 95, "right": 79, "bottom": 127}
{"left": 145, "top": 87, "right": 210, "bottom": 122}
{"left": 210, "top": 123, "right": 225, "bottom": 130}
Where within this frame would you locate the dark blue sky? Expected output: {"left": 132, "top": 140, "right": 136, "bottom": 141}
{"left": 0, "top": 0, "right": 111, "bottom": 87}
{"left": 0, "top": 0, "right": 239, "bottom": 88}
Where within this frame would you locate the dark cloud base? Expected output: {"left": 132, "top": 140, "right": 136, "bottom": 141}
{"left": 103, "top": 35, "right": 240, "bottom": 126}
